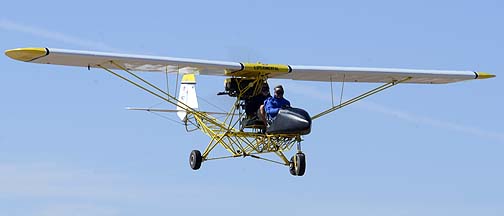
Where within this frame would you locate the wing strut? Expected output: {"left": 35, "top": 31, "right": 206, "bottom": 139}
{"left": 311, "top": 77, "right": 412, "bottom": 120}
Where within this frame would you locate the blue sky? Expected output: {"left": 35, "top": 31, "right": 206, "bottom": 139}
{"left": 1, "top": 0, "right": 502, "bottom": 215}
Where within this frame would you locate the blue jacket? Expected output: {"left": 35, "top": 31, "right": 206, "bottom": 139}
{"left": 264, "top": 97, "right": 291, "bottom": 118}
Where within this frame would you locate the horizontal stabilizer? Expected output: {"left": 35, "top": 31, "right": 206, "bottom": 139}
{"left": 126, "top": 107, "right": 233, "bottom": 115}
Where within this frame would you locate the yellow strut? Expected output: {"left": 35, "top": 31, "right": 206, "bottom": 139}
{"left": 312, "top": 77, "right": 412, "bottom": 120}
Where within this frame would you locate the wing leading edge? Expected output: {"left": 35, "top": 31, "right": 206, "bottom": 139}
{"left": 5, "top": 47, "right": 495, "bottom": 84}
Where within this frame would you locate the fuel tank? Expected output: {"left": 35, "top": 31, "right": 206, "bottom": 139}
{"left": 266, "top": 107, "right": 311, "bottom": 135}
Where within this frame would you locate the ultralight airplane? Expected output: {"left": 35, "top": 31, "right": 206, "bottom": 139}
{"left": 5, "top": 47, "right": 496, "bottom": 176}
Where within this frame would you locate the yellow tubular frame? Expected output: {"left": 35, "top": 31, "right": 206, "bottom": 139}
{"left": 311, "top": 77, "right": 412, "bottom": 120}
{"left": 98, "top": 62, "right": 299, "bottom": 166}
{"left": 98, "top": 63, "right": 409, "bottom": 167}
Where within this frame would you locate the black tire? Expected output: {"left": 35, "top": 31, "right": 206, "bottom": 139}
{"left": 289, "top": 156, "right": 297, "bottom": 176}
{"left": 295, "top": 153, "right": 306, "bottom": 176}
{"left": 189, "top": 150, "right": 202, "bottom": 170}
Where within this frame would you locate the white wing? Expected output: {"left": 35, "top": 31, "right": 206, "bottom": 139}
{"left": 274, "top": 65, "right": 494, "bottom": 84}
{"left": 5, "top": 47, "right": 495, "bottom": 84}
{"left": 5, "top": 47, "right": 242, "bottom": 75}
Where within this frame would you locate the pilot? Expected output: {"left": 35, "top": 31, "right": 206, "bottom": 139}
{"left": 260, "top": 85, "right": 290, "bottom": 126}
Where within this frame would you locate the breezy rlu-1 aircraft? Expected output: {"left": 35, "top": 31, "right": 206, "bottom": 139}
{"left": 5, "top": 47, "right": 495, "bottom": 176}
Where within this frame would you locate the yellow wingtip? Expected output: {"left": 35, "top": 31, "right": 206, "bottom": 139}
{"left": 476, "top": 72, "right": 496, "bottom": 79}
{"left": 5, "top": 47, "right": 48, "bottom": 62}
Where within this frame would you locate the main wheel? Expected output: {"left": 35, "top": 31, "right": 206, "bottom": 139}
{"left": 289, "top": 156, "right": 297, "bottom": 176}
{"left": 189, "top": 150, "right": 202, "bottom": 170}
{"left": 294, "top": 153, "right": 306, "bottom": 176}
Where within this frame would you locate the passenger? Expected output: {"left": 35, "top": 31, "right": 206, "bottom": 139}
{"left": 260, "top": 85, "right": 290, "bottom": 126}
{"left": 245, "top": 84, "right": 271, "bottom": 117}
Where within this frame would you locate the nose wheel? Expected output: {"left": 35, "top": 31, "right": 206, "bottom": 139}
{"left": 189, "top": 150, "right": 202, "bottom": 170}
{"left": 289, "top": 153, "right": 306, "bottom": 176}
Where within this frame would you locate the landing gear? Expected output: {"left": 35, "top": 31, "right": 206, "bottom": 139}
{"left": 289, "top": 153, "right": 306, "bottom": 176}
{"left": 189, "top": 150, "right": 202, "bottom": 170}
{"left": 289, "top": 157, "right": 297, "bottom": 175}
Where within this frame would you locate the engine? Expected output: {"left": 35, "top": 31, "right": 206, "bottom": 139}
{"left": 218, "top": 78, "right": 265, "bottom": 99}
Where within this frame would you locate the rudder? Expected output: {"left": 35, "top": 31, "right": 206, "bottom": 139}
{"left": 177, "top": 74, "right": 198, "bottom": 121}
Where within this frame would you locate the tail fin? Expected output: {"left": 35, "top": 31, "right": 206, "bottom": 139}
{"left": 177, "top": 74, "right": 199, "bottom": 121}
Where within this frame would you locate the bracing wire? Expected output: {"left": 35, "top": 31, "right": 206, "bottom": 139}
{"left": 174, "top": 65, "right": 180, "bottom": 99}
{"left": 147, "top": 111, "right": 185, "bottom": 126}
{"left": 330, "top": 76, "right": 334, "bottom": 107}
{"left": 339, "top": 74, "right": 345, "bottom": 105}
{"left": 197, "top": 96, "right": 227, "bottom": 112}
{"left": 165, "top": 66, "right": 170, "bottom": 94}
